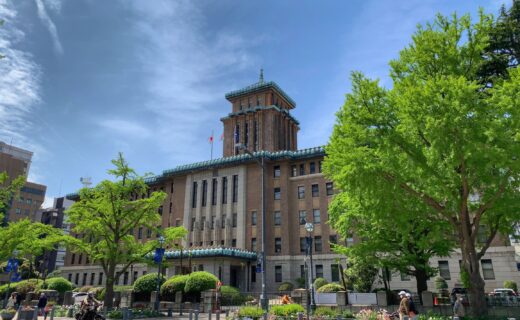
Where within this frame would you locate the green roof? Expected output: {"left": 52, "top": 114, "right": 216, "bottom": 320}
{"left": 225, "top": 80, "right": 296, "bottom": 108}
{"left": 163, "top": 247, "right": 257, "bottom": 261}
{"left": 221, "top": 105, "right": 300, "bottom": 126}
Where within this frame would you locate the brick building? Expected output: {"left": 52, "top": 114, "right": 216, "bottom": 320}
{"left": 0, "top": 141, "right": 46, "bottom": 224}
{"left": 61, "top": 75, "right": 519, "bottom": 293}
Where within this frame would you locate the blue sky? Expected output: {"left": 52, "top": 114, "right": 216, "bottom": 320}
{"left": 0, "top": 0, "right": 509, "bottom": 207}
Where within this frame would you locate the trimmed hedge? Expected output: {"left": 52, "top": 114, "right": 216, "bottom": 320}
{"left": 161, "top": 275, "right": 189, "bottom": 301}
{"left": 43, "top": 277, "right": 74, "bottom": 294}
{"left": 278, "top": 282, "right": 294, "bottom": 292}
{"left": 133, "top": 273, "right": 166, "bottom": 294}
{"left": 220, "top": 285, "right": 253, "bottom": 306}
{"left": 270, "top": 304, "right": 304, "bottom": 317}
{"left": 313, "top": 277, "right": 328, "bottom": 290}
{"left": 238, "top": 307, "right": 264, "bottom": 320}
{"left": 184, "top": 271, "right": 218, "bottom": 293}
{"left": 14, "top": 279, "right": 43, "bottom": 296}
{"left": 317, "top": 283, "right": 343, "bottom": 293}
{"left": 314, "top": 307, "right": 336, "bottom": 317}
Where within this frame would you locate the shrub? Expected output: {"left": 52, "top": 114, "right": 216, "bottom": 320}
{"left": 219, "top": 285, "right": 245, "bottom": 306}
{"left": 341, "top": 310, "right": 355, "bottom": 319}
{"left": 317, "top": 283, "right": 343, "bottom": 293}
{"left": 161, "top": 275, "right": 189, "bottom": 301}
{"left": 238, "top": 306, "right": 264, "bottom": 320}
{"left": 78, "top": 286, "right": 94, "bottom": 293}
{"left": 133, "top": 273, "right": 166, "bottom": 294}
{"left": 44, "top": 277, "right": 74, "bottom": 294}
{"left": 278, "top": 282, "right": 294, "bottom": 292}
{"left": 270, "top": 304, "right": 304, "bottom": 317}
{"left": 14, "top": 279, "right": 43, "bottom": 296}
{"left": 0, "top": 284, "right": 14, "bottom": 298}
{"left": 184, "top": 271, "right": 218, "bottom": 293}
{"left": 434, "top": 277, "right": 448, "bottom": 291}
{"left": 314, "top": 307, "right": 336, "bottom": 317}
{"left": 295, "top": 277, "right": 306, "bottom": 289}
{"left": 45, "top": 270, "right": 62, "bottom": 279}
{"left": 504, "top": 280, "right": 518, "bottom": 293}
{"left": 313, "top": 277, "right": 328, "bottom": 290}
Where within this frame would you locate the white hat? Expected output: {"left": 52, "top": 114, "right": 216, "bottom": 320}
{"left": 398, "top": 291, "right": 407, "bottom": 296}
{"left": 405, "top": 293, "right": 411, "bottom": 298}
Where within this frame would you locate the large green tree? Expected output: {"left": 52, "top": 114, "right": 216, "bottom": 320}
{"left": 66, "top": 153, "right": 187, "bottom": 308}
{"left": 325, "top": 12, "right": 520, "bottom": 316}
{"left": 0, "top": 172, "right": 25, "bottom": 222}
{"left": 329, "top": 191, "right": 453, "bottom": 295}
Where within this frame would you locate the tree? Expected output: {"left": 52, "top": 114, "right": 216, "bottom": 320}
{"left": 328, "top": 191, "right": 453, "bottom": 295}
{"left": 324, "top": 12, "right": 520, "bottom": 316}
{"left": 0, "top": 172, "right": 25, "bottom": 223}
{"left": 66, "top": 153, "right": 187, "bottom": 308}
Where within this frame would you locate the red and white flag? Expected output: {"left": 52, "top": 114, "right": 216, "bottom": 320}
{"left": 220, "top": 133, "right": 224, "bottom": 141}
{"left": 209, "top": 133, "right": 214, "bottom": 144}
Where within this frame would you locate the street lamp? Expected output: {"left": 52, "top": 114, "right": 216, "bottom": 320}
{"left": 237, "top": 144, "right": 268, "bottom": 313}
{"left": 305, "top": 222, "right": 316, "bottom": 311}
{"left": 3, "top": 250, "right": 19, "bottom": 308}
{"left": 154, "top": 235, "right": 165, "bottom": 312}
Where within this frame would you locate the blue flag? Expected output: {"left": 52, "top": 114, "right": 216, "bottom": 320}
{"left": 154, "top": 248, "right": 165, "bottom": 264}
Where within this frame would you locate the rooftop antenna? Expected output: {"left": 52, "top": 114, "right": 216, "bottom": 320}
{"left": 80, "top": 177, "right": 92, "bottom": 188}
{"left": 259, "top": 68, "right": 264, "bottom": 84}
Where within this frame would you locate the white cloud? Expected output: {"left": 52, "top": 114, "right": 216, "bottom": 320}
{"left": 34, "top": 0, "right": 63, "bottom": 55}
{"left": 0, "top": 0, "right": 41, "bottom": 150}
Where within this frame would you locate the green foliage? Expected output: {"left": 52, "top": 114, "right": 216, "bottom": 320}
{"left": 269, "top": 304, "right": 304, "bottom": 317}
{"left": 133, "top": 273, "right": 166, "bottom": 294}
{"left": 45, "top": 270, "right": 62, "bottom": 279}
{"left": 343, "top": 257, "right": 378, "bottom": 293}
{"left": 504, "top": 280, "right": 518, "bottom": 292}
{"left": 237, "top": 306, "right": 264, "bottom": 320}
{"left": 107, "top": 310, "right": 123, "bottom": 319}
{"left": 78, "top": 286, "right": 94, "bottom": 293}
{"left": 461, "top": 268, "right": 471, "bottom": 289}
{"left": 0, "top": 172, "right": 24, "bottom": 213}
{"left": 277, "top": 282, "right": 293, "bottom": 292}
{"left": 341, "top": 310, "right": 355, "bottom": 319}
{"left": 434, "top": 277, "right": 448, "bottom": 291}
{"left": 89, "top": 287, "right": 106, "bottom": 301}
{"left": 43, "top": 277, "right": 74, "bottom": 293}
{"left": 14, "top": 279, "right": 43, "bottom": 295}
{"left": 313, "top": 277, "right": 328, "bottom": 290}
{"left": 65, "top": 153, "right": 187, "bottom": 308}
{"left": 184, "top": 271, "right": 217, "bottom": 293}
{"left": 317, "top": 283, "right": 343, "bottom": 293}
{"left": 160, "top": 275, "right": 189, "bottom": 301}
{"left": 314, "top": 307, "right": 337, "bottom": 317}
{"left": 219, "top": 285, "right": 249, "bottom": 306}
{"left": 294, "top": 277, "right": 306, "bottom": 289}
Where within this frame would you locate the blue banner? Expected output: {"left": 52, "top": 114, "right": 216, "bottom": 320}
{"left": 154, "top": 248, "right": 165, "bottom": 264}
{"left": 6, "top": 259, "right": 18, "bottom": 273}
{"left": 11, "top": 272, "right": 21, "bottom": 282}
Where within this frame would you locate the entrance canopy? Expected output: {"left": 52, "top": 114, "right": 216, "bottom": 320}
{"left": 163, "top": 247, "right": 257, "bottom": 261}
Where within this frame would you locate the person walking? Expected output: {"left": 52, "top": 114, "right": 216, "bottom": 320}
{"left": 453, "top": 295, "right": 465, "bottom": 318}
{"left": 398, "top": 291, "right": 409, "bottom": 320}
{"left": 406, "top": 293, "right": 418, "bottom": 319}
{"left": 38, "top": 293, "right": 48, "bottom": 320}
{"left": 6, "top": 293, "right": 17, "bottom": 309}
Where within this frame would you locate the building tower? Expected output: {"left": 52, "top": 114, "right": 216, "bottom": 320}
{"left": 221, "top": 70, "right": 299, "bottom": 157}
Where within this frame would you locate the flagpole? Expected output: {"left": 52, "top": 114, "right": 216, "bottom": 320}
{"left": 210, "top": 130, "right": 214, "bottom": 160}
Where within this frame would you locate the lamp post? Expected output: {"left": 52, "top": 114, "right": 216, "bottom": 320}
{"left": 305, "top": 222, "right": 316, "bottom": 311}
{"left": 3, "top": 250, "right": 19, "bottom": 308}
{"left": 237, "top": 144, "right": 268, "bottom": 313}
{"left": 154, "top": 236, "right": 165, "bottom": 312}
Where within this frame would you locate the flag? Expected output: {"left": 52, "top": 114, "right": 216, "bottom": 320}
{"left": 220, "top": 133, "right": 224, "bottom": 141}
{"left": 209, "top": 134, "right": 214, "bottom": 144}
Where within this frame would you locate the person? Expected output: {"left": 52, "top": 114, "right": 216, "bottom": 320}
{"left": 6, "top": 292, "right": 17, "bottom": 309}
{"left": 80, "top": 292, "right": 102, "bottom": 320}
{"left": 398, "top": 291, "right": 409, "bottom": 320}
{"left": 405, "top": 293, "right": 418, "bottom": 319}
{"left": 453, "top": 295, "right": 465, "bottom": 318}
{"left": 281, "top": 294, "right": 292, "bottom": 304}
{"left": 38, "top": 293, "right": 48, "bottom": 320}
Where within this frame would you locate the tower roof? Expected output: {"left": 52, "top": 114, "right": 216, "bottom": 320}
{"left": 225, "top": 73, "right": 296, "bottom": 108}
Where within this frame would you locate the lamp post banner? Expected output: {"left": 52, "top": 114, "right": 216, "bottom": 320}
{"left": 154, "top": 248, "right": 165, "bottom": 264}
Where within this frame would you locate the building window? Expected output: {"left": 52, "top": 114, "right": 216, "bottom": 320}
{"left": 314, "top": 236, "right": 323, "bottom": 252}
{"left": 201, "top": 180, "right": 208, "bottom": 207}
{"left": 251, "top": 238, "right": 257, "bottom": 251}
{"left": 235, "top": 125, "right": 240, "bottom": 144}
{"left": 329, "top": 235, "right": 338, "bottom": 245}
{"left": 481, "top": 259, "right": 495, "bottom": 280}
{"left": 221, "top": 214, "right": 226, "bottom": 228}
{"left": 211, "top": 215, "right": 216, "bottom": 229}
{"left": 251, "top": 211, "right": 257, "bottom": 226}
{"left": 300, "top": 265, "right": 305, "bottom": 278}
{"left": 27, "top": 198, "right": 32, "bottom": 205}
{"left": 170, "top": 182, "right": 174, "bottom": 193}
{"left": 232, "top": 239, "right": 237, "bottom": 247}
{"left": 15, "top": 208, "right": 21, "bottom": 214}
{"left": 232, "top": 175, "right": 238, "bottom": 203}
{"left": 274, "top": 187, "right": 281, "bottom": 200}
{"left": 300, "top": 238, "right": 306, "bottom": 253}
{"left": 315, "top": 265, "right": 324, "bottom": 278}
{"left": 331, "top": 264, "right": 340, "bottom": 282}
{"left": 251, "top": 265, "right": 257, "bottom": 283}
{"left": 313, "top": 209, "right": 321, "bottom": 224}
{"left": 326, "top": 182, "right": 333, "bottom": 196}
{"left": 82, "top": 273, "right": 87, "bottom": 286}
{"left": 78, "top": 254, "right": 83, "bottom": 264}
{"left": 310, "top": 162, "right": 316, "bottom": 174}
{"left": 146, "top": 228, "right": 152, "bottom": 238}
{"left": 211, "top": 178, "right": 218, "bottom": 205}
{"left": 138, "top": 227, "right": 143, "bottom": 239}
{"left": 312, "top": 184, "right": 319, "bottom": 197}
{"left": 201, "top": 217, "right": 206, "bottom": 230}
{"left": 274, "top": 166, "right": 281, "bottom": 178}
{"left": 274, "top": 211, "right": 281, "bottom": 226}
{"left": 299, "top": 211, "right": 307, "bottom": 225}
{"left": 319, "top": 161, "right": 322, "bottom": 173}
{"left": 438, "top": 261, "right": 451, "bottom": 280}
{"left": 89, "top": 273, "right": 95, "bottom": 285}
{"left": 169, "top": 202, "right": 172, "bottom": 214}
{"left": 222, "top": 177, "right": 228, "bottom": 204}
{"left": 175, "top": 219, "right": 181, "bottom": 227}
{"left": 298, "top": 186, "right": 305, "bottom": 199}
{"left": 71, "top": 254, "right": 75, "bottom": 265}
{"left": 232, "top": 213, "right": 237, "bottom": 228}
{"left": 68, "top": 274, "right": 72, "bottom": 282}
{"left": 291, "top": 165, "right": 297, "bottom": 177}
{"left": 75, "top": 273, "right": 79, "bottom": 285}
{"left": 245, "top": 122, "right": 249, "bottom": 146}
{"left": 275, "top": 238, "right": 282, "bottom": 253}
{"left": 133, "top": 271, "right": 138, "bottom": 284}
{"left": 192, "top": 181, "right": 198, "bottom": 208}
{"left": 346, "top": 234, "right": 354, "bottom": 247}
{"left": 275, "top": 266, "right": 282, "bottom": 283}
{"left": 299, "top": 164, "right": 305, "bottom": 175}
{"left": 191, "top": 218, "right": 195, "bottom": 231}
{"left": 400, "top": 272, "right": 411, "bottom": 281}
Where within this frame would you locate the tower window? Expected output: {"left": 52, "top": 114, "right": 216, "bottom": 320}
{"left": 232, "top": 175, "right": 239, "bottom": 203}
{"left": 310, "top": 162, "right": 316, "bottom": 174}
{"left": 298, "top": 186, "right": 305, "bottom": 199}
{"left": 274, "top": 211, "right": 281, "bottom": 226}
{"left": 211, "top": 178, "right": 217, "bottom": 205}
{"left": 201, "top": 180, "right": 207, "bottom": 207}
{"left": 312, "top": 184, "right": 319, "bottom": 197}
{"left": 275, "top": 238, "right": 282, "bottom": 253}
{"left": 326, "top": 182, "right": 334, "bottom": 196}
{"left": 274, "top": 187, "right": 281, "bottom": 200}
{"left": 291, "top": 165, "right": 297, "bottom": 177}
{"left": 273, "top": 166, "right": 281, "bottom": 177}
{"left": 299, "top": 164, "right": 305, "bottom": 175}
{"left": 192, "top": 181, "right": 198, "bottom": 208}
{"left": 222, "top": 177, "right": 228, "bottom": 204}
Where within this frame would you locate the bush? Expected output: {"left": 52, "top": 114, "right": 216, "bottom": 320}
{"left": 161, "top": 275, "right": 189, "bottom": 301}
{"left": 14, "top": 279, "right": 43, "bottom": 296}
{"left": 270, "top": 304, "right": 304, "bottom": 317}
{"left": 341, "top": 310, "right": 355, "bottom": 319}
{"left": 78, "top": 286, "right": 94, "bottom": 293}
{"left": 44, "top": 277, "right": 74, "bottom": 294}
{"left": 295, "top": 277, "right": 306, "bottom": 289}
{"left": 219, "top": 285, "right": 245, "bottom": 306}
{"left": 184, "top": 271, "right": 218, "bottom": 293}
{"left": 238, "top": 306, "right": 264, "bottom": 320}
{"left": 314, "top": 307, "right": 336, "bottom": 317}
{"left": 504, "top": 280, "right": 518, "bottom": 293}
{"left": 313, "top": 277, "right": 328, "bottom": 290}
{"left": 434, "top": 276, "right": 448, "bottom": 291}
{"left": 133, "top": 273, "right": 166, "bottom": 294}
{"left": 278, "top": 282, "right": 294, "bottom": 292}
{"left": 0, "top": 284, "right": 14, "bottom": 298}
{"left": 317, "top": 283, "right": 343, "bottom": 293}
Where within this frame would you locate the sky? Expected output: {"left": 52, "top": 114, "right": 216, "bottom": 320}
{"left": 0, "top": 0, "right": 510, "bottom": 207}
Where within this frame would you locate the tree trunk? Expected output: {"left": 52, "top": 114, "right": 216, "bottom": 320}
{"left": 414, "top": 267, "right": 428, "bottom": 299}
{"left": 104, "top": 264, "right": 116, "bottom": 310}
{"left": 465, "top": 251, "right": 488, "bottom": 316}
